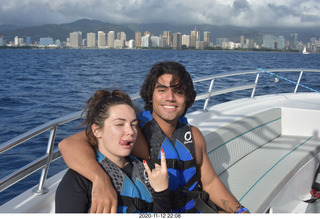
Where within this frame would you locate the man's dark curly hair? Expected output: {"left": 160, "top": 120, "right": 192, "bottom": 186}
{"left": 140, "top": 61, "right": 196, "bottom": 116}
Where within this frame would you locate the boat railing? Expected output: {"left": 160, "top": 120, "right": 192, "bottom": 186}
{"left": 0, "top": 111, "right": 83, "bottom": 194}
{"left": 194, "top": 68, "right": 320, "bottom": 111}
{"left": 1, "top": 68, "right": 319, "bottom": 197}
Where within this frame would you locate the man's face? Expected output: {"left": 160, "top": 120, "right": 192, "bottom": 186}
{"left": 151, "top": 74, "right": 186, "bottom": 125}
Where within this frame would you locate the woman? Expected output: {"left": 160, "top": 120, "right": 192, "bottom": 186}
{"left": 55, "top": 89, "right": 170, "bottom": 213}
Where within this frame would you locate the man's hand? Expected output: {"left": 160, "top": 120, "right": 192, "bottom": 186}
{"left": 90, "top": 174, "right": 118, "bottom": 213}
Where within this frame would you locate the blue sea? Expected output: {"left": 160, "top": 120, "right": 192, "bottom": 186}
{"left": 0, "top": 49, "right": 320, "bottom": 206}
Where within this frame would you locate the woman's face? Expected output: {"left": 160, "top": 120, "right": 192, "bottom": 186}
{"left": 93, "top": 104, "right": 138, "bottom": 163}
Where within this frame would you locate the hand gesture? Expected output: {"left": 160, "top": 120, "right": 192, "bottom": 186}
{"left": 143, "top": 149, "right": 168, "bottom": 192}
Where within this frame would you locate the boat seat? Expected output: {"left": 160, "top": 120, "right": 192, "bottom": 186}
{"left": 197, "top": 108, "right": 320, "bottom": 213}
{"left": 205, "top": 108, "right": 282, "bottom": 176}
{"left": 219, "top": 135, "right": 320, "bottom": 213}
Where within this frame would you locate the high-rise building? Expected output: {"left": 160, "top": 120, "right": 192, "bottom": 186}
{"left": 163, "top": 31, "right": 171, "bottom": 48}
{"left": 150, "top": 36, "right": 160, "bottom": 47}
{"left": 277, "top": 36, "right": 285, "bottom": 50}
{"left": 87, "top": 32, "right": 96, "bottom": 48}
{"left": 289, "top": 33, "right": 298, "bottom": 49}
{"left": 97, "top": 31, "right": 106, "bottom": 48}
{"left": 141, "top": 35, "right": 151, "bottom": 48}
{"left": 204, "top": 31, "right": 210, "bottom": 48}
{"left": 55, "top": 39, "right": 61, "bottom": 47}
{"left": 196, "top": 41, "right": 205, "bottom": 50}
{"left": 128, "top": 39, "right": 135, "bottom": 49}
{"left": 246, "top": 38, "right": 254, "bottom": 49}
{"left": 39, "top": 37, "right": 54, "bottom": 46}
{"left": 262, "top": 34, "right": 276, "bottom": 49}
{"left": 173, "top": 32, "right": 182, "bottom": 50}
{"left": 135, "top": 31, "right": 142, "bottom": 48}
{"left": 26, "top": 36, "right": 32, "bottom": 46}
{"left": 108, "top": 31, "right": 115, "bottom": 48}
{"left": 182, "top": 35, "right": 190, "bottom": 48}
{"left": 119, "top": 32, "right": 126, "bottom": 48}
{"left": 18, "top": 38, "right": 24, "bottom": 46}
{"left": 120, "top": 32, "right": 126, "bottom": 42}
{"left": 240, "top": 35, "right": 245, "bottom": 48}
{"left": 191, "top": 29, "right": 200, "bottom": 47}
{"left": 114, "top": 39, "right": 124, "bottom": 49}
{"left": 0, "top": 34, "right": 3, "bottom": 46}
{"left": 70, "top": 31, "right": 82, "bottom": 48}
{"left": 14, "top": 36, "right": 19, "bottom": 46}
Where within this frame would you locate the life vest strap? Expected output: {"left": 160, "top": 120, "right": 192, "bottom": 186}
{"left": 152, "top": 158, "right": 196, "bottom": 170}
{"left": 119, "top": 196, "right": 153, "bottom": 213}
{"left": 169, "top": 172, "right": 201, "bottom": 211}
{"left": 184, "top": 173, "right": 199, "bottom": 190}
{"left": 171, "top": 190, "right": 218, "bottom": 213}
{"left": 193, "top": 191, "right": 218, "bottom": 213}
{"left": 172, "top": 175, "right": 217, "bottom": 213}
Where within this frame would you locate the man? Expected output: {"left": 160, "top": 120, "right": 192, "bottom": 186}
{"left": 59, "top": 61, "right": 248, "bottom": 213}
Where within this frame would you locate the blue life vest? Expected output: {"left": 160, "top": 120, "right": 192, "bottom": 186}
{"left": 98, "top": 153, "right": 154, "bottom": 213}
{"left": 137, "top": 110, "right": 201, "bottom": 213}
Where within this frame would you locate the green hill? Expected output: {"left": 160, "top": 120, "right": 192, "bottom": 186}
{"left": 1, "top": 19, "right": 318, "bottom": 45}
{"left": 1, "top": 19, "right": 135, "bottom": 43}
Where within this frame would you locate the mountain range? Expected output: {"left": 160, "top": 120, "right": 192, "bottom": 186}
{"left": 0, "top": 19, "right": 319, "bottom": 44}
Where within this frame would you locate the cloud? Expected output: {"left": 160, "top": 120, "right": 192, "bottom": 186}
{"left": 0, "top": 0, "right": 319, "bottom": 27}
{"left": 232, "top": 0, "right": 251, "bottom": 16}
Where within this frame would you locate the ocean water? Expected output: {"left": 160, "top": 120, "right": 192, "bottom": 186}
{"left": 0, "top": 49, "right": 320, "bottom": 205}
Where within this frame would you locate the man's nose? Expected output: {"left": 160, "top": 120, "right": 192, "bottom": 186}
{"left": 165, "top": 88, "right": 175, "bottom": 101}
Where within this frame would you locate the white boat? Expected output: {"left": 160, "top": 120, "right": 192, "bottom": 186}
{"left": 1, "top": 68, "right": 320, "bottom": 213}
{"left": 303, "top": 47, "right": 309, "bottom": 54}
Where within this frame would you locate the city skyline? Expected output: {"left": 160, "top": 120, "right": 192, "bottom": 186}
{"left": 2, "top": 26, "right": 319, "bottom": 53}
{"left": 1, "top": 0, "right": 320, "bottom": 29}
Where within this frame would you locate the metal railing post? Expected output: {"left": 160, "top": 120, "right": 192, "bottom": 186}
{"left": 294, "top": 71, "right": 304, "bottom": 93}
{"left": 203, "top": 78, "right": 215, "bottom": 111}
{"left": 33, "top": 126, "right": 57, "bottom": 195}
{"left": 251, "top": 72, "right": 261, "bottom": 98}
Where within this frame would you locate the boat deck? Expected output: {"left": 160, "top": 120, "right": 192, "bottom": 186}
{"left": 188, "top": 92, "right": 320, "bottom": 213}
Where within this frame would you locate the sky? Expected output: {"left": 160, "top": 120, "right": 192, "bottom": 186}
{"left": 0, "top": 0, "right": 320, "bottom": 28}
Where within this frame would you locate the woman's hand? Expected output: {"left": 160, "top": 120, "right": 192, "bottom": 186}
{"left": 143, "top": 149, "right": 168, "bottom": 192}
